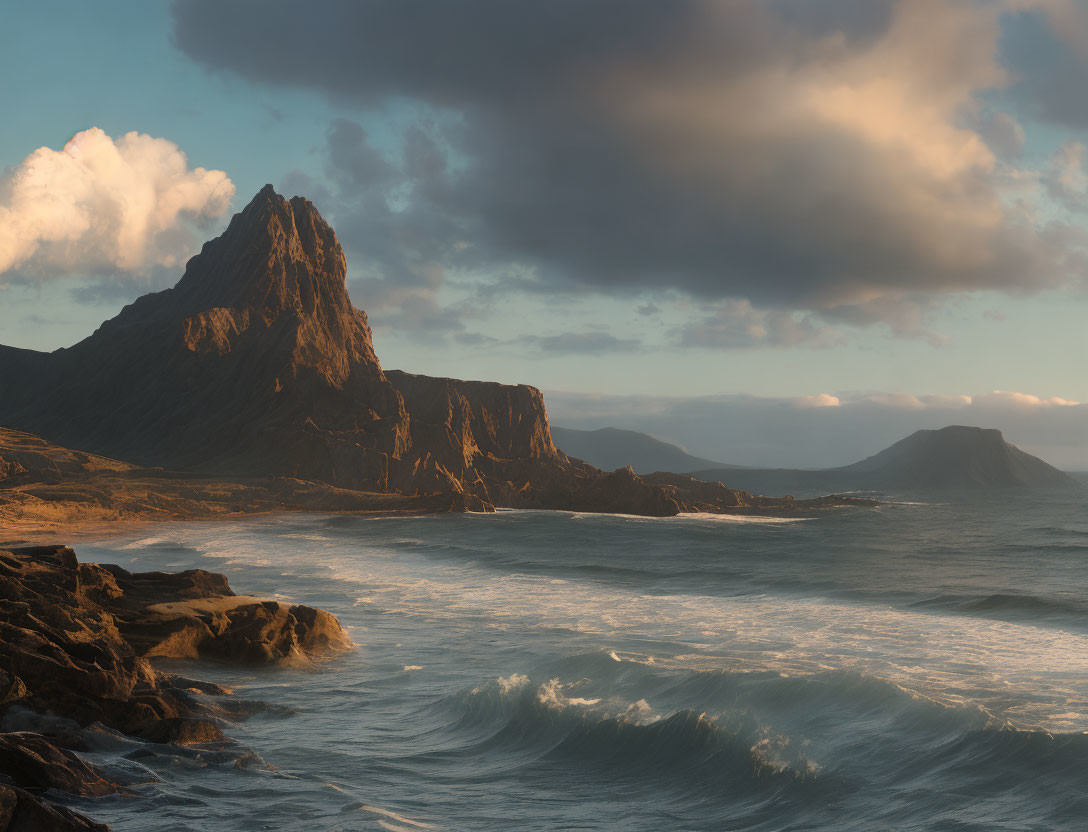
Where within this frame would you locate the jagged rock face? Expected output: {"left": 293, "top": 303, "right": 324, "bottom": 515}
{"left": 0, "top": 544, "right": 354, "bottom": 831}
{"left": 0, "top": 187, "right": 573, "bottom": 502}
{"left": 386, "top": 371, "right": 560, "bottom": 469}
{"left": 384, "top": 372, "right": 691, "bottom": 514}
{"left": 0, "top": 545, "right": 348, "bottom": 740}
{"left": 0, "top": 782, "right": 109, "bottom": 831}
{"left": 0, "top": 186, "right": 408, "bottom": 488}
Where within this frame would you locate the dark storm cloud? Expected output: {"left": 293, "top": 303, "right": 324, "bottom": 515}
{"left": 677, "top": 302, "right": 844, "bottom": 350}
{"left": 173, "top": 0, "right": 1088, "bottom": 328}
{"left": 172, "top": 1, "right": 698, "bottom": 106}
{"left": 999, "top": 6, "right": 1088, "bottom": 128}
{"left": 325, "top": 119, "right": 393, "bottom": 189}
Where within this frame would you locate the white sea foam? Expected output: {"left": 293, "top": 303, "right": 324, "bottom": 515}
{"left": 118, "top": 536, "right": 165, "bottom": 548}
{"left": 609, "top": 650, "right": 655, "bottom": 664}
{"left": 559, "top": 510, "right": 810, "bottom": 524}
{"left": 537, "top": 678, "right": 602, "bottom": 709}
{"left": 357, "top": 803, "right": 437, "bottom": 830}
{"left": 676, "top": 512, "right": 810, "bottom": 524}
{"left": 498, "top": 673, "right": 530, "bottom": 694}
{"left": 100, "top": 517, "right": 1088, "bottom": 731}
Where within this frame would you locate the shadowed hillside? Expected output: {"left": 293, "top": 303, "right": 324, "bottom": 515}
{"left": 550, "top": 426, "right": 735, "bottom": 475}
{"left": 690, "top": 426, "right": 1078, "bottom": 493}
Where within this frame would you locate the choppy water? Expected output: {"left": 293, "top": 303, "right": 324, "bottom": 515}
{"left": 66, "top": 490, "right": 1088, "bottom": 831}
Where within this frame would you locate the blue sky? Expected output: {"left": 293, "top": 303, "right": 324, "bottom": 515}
{"left": 3, "top": 1, "right": 1088, "bottom": 463}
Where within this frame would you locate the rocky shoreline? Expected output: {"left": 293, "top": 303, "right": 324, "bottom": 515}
{"left": 0, "top": 426, "right": 877, "bottom": 550}
{"left": 0, "top": 544, "right": 351, "bottom": 831}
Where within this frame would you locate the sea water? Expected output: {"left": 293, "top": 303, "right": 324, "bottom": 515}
{"left": 67, "top": 490, "right": 1088, "bottom": 831}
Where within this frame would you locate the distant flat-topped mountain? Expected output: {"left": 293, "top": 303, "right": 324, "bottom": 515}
{"left": 551, "top": 426, "right": 734, "bottom": 475}
{"left": 691, "top": 426, "right": 1078, "bottom": 493}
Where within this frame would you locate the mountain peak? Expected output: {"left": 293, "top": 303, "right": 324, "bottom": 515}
{"left": 170, "top": 185, "right": 349, "bottom": 320}
{"left": 84, "top": 185, "right": 378, "bottom": 379}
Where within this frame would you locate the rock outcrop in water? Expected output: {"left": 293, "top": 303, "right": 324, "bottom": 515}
{"left": 0, "top": 544, "right": 351, "bottom": 830}
{"left": 690, "top": 426, "right": 1079, "bottom": 493}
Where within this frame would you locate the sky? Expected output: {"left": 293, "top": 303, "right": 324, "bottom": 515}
{"left": 2, "top": 0, "right": 1088, "bottom": 466}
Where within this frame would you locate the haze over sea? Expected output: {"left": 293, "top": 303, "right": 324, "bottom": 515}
{"left": 71, "top": 490, "right": 1088, "bottom": 832}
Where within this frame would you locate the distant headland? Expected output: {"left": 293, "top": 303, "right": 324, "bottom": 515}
{"left": 0, "top": 186, "right": 870, "bottom": 540}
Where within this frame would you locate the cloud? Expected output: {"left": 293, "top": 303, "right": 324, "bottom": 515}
{"left": 1043, "top": 141, "right": 1088, "bottom": 212}
{"left": 1001, "top": 0, "right": 1088, "bottom": 128}
{"left": 544, "top": 387, "right": 1088, "bottom": 468}
{"left": 794, "top": 394, "right": 842, "bottom": 408}
{"left": 0, "top": 127, "right": 234, "bottom": 282}
{"left": 678, "top": 300, "right": 844, "bottom": 349}
{"left": 364, "top": 293, "right": 467, "bottom": 345}
{"left": 453, "top": 332, "right": 500, "bottom": 347}
{"left": 972, "top": 389, "right": 1079, "bottom": 407}
{"left": 977, "top": 111, "right": 1026, "bottom": 158}
{"left": 172, "top": 0, "right": 1088, "bottom": 335}
{"left": 277, "top": 123, "right": 477, "bottom": 341}
{"left": 518, "top": 331, "right": 642, "bottom": 356}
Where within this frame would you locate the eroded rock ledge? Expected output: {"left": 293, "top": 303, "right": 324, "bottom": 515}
{"left": 0, "top": 544, "right": 351, "bottom": 831}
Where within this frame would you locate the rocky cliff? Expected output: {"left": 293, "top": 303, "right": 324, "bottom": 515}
{"left": 0, "top": 186, "right": 664, "bottom": 513}
{"left": 0, "top": 187, "right": 577, "bottom": 510}
{"left": 0, "top": 186, "right": 408, "bottom": 491}
{"left": 0, "top": 186, "right": 868, "bottom": 517}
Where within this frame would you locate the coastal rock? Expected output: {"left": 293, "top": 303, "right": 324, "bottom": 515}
{"left": 0, "top": 675, "right": 25, "bottom": 708}
{"left": 0, "top": 545, "right": 349, "bottom": 739}
{"left": 0, "top": 544, "right": 354, "bottom": 829}
{"left": 124, "top": 595, "right": 352, "bottom": 665}
{"left": 641, "top": 472, "right": 877, "bottom": 515}
{"left": 137, "top": 718, "right": 225, "bottom": 746}
{"left": 0, "top": 733, "right": 120, "bottom": 797}
{"left": 0, "top": 784, "right": 109, "bottom": 832}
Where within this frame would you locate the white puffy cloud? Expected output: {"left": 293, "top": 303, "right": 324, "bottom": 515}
{"left": 0, "top": 128, "right": 234, "bottom": 280}
{"left": 794, "top": 394, "right": 842, "bottom": 409}
{"left": 973, "top": 389, "right": 1080, "bottom": 407}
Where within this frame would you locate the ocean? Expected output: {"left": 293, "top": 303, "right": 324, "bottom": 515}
{"left": 68, "top": 491, "right": 1088, "bottom": 831}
